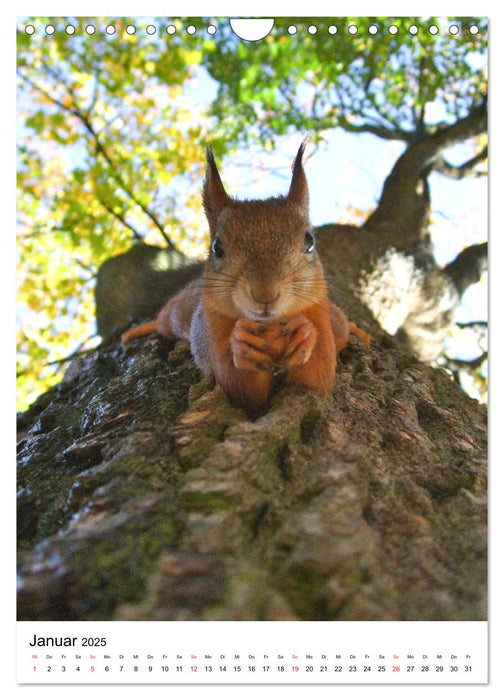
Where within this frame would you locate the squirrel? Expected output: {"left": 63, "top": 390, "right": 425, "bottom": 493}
{"left": 121, "top": 140, "right": 371, "bottom": 412}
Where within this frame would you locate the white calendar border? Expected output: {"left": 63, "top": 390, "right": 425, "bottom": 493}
{"left": 7, "top": 0, "right": 501, "bottom": 697}
{"left": 17, "top": 620, "right": 488, "bottom": 685}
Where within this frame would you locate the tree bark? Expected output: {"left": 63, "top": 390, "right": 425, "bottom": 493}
{"left": 17, "top": 295, "right": 486, "bottom": 621}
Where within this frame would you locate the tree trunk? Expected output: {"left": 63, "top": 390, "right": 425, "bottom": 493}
{"left": 17, "top": 294, "right": 486, "bottom": 621}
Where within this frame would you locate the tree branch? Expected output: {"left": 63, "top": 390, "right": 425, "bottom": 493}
{"left": 45, "top": 343, "right": 99, "bottom": 367}
{"left": 444, "top": 351, "right": 487, "bottom": 371}
{"left": 76, "top": 114, "right": 176, "bottom": 249}
{"left": 18, "top": 68, "right": 177, "bottom": 250}
{"left": 434, "top": 146, "right": 488, "bottom": 180}
{"left": 456, "top": 320, "right": 488, "bottom": 329}
{"left": 95, "top": 193, "right": 145, "bottom": 243}
{"left": 330, "top": 83, "right": 413, "bottom": 142}
{"left": 443, "top": 242, "right": 488, "bottom": 295}
{"left": 364, "top": 101, "right": 487, "bottom": 236}
{"left": 16, "top": 340, "right": 97, "bottom": 379}
{"left": 393, "top": 101, "right": 487, "bottom": 181}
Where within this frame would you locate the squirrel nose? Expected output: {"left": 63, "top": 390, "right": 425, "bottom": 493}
{"left": 251, "top": 289, "right": 280, "bottom": 306}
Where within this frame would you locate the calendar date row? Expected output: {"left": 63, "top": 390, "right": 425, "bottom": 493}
{"left": 33, "top": 663, "right": 475, "bottom": 674}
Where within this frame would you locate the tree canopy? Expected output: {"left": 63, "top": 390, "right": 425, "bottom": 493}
{"left": 16, "top": 16, "right": 487, "bottom": 410}
{"left": 206, "top": 17, "right": 487, "bottom": 146}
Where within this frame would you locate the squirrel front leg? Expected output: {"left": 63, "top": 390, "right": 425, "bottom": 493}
{"left": 205, "top": 313, "right": 275, "bottom": 411}
{"left": 329, "top": 301, "right": 371, "bottom": 350}
{"left": 279, "top": 303, "right": 370, "bottom": 395}
{"left": 121, "top": 279, "right": 201, "bottom": 347}
{"left": 283, "top": 305, "right": 337, "bottom": 395}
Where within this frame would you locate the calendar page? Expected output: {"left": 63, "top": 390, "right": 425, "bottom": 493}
{"left": 15, "top": 4, "right": 490, "bottom": 691}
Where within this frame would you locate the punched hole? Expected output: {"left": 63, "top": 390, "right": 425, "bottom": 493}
{"left": 229, "top": 18, "right": 274, "bottom": 41}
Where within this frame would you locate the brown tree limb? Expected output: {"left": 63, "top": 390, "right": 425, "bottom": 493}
{"left": 452, "top": 352, "right": 488, "bottom": 369}
{"left": 457, "top": 320, "right": 488, "bottom": 329}
{"left": 364, "top": 101, "right": 487, "bottom": 237}
{"left": 406, "top": 101, "right": 487, "bottom": 177}
{"left": 443, "top": 242, "right": 488, "bottom": 296}
{"left": 434, "top": 146, "right": 488, "bottom": 179}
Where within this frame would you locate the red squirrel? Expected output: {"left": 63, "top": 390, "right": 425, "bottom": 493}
{"left": 121, "top": 141, "right": 370, "bottom": 411}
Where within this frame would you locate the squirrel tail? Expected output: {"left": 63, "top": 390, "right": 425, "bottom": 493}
{"left": 121, "top": 321, "right": 158, "bottom": 347}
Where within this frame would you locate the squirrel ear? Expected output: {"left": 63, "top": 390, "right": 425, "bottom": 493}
{"left": 287, "top": 138, "right": 309, "bottom": 212}
{"left": 203, "top": 146, "right": 231, "bottom": 232}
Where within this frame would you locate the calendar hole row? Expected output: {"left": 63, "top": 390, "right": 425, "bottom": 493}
{"left": 22, "top": 22, "right": 481, "bottom": 38}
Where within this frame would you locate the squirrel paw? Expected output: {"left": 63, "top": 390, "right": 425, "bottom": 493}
{"left": 348, "top": 322, "right": 371, "bottom": 348}
{"left": 231, "top": 319, "right": 287, "bottom": 372}
{"left": 281, "top": 314, "right": 317, "bottom": 368}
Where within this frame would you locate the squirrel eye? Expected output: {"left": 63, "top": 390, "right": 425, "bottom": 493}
{"left": 303, "top": 231, "right": 315, "bottom": 254}
{"left": 211, "top": 236, "right": 225, "bottom": 259}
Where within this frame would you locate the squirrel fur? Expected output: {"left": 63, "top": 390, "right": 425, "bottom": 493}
{"left": 121, "top": 141, "right": 370, "bottom": 411}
